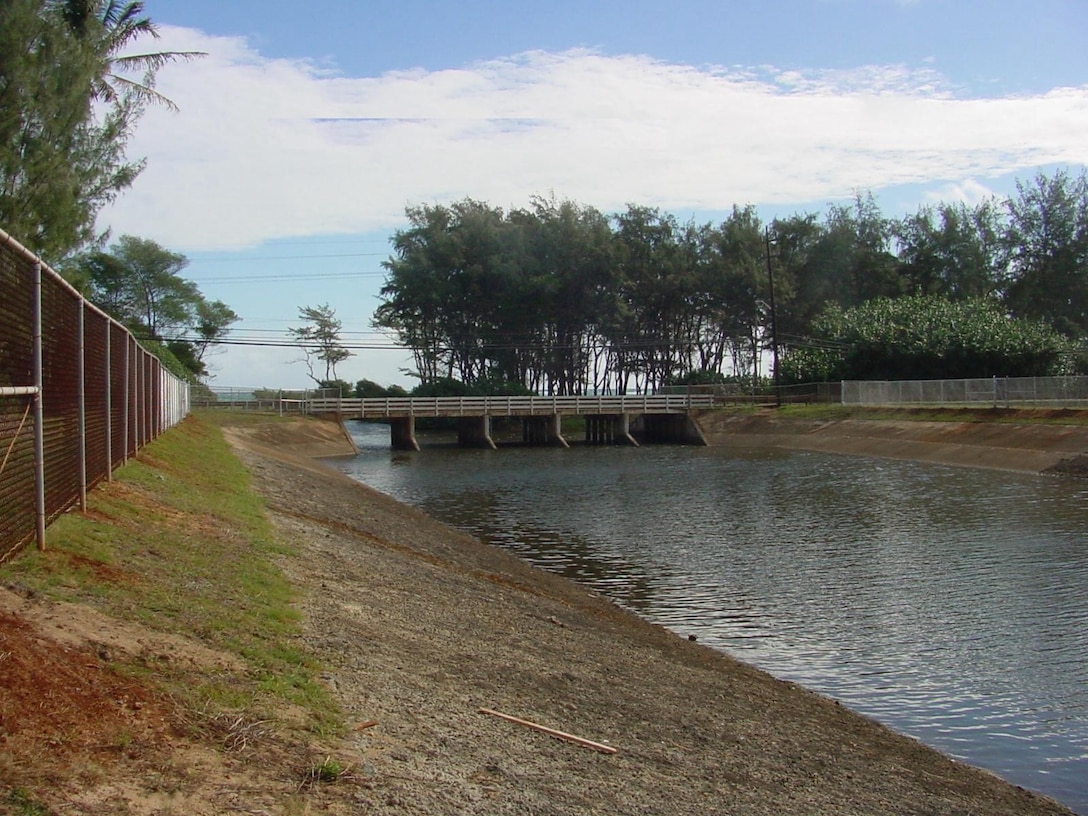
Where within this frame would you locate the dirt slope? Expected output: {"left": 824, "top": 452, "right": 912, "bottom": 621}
{"left": 693, "top": 409, "right": 1088, "bottom": 474}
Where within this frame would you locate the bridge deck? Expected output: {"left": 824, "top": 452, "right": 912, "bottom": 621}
{"left": 307, "top": 394, "right": 716, "bottom": 418}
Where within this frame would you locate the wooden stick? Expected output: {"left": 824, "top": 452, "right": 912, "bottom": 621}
{"left": 478, "top": 707, "right": 617, "bottom": 754}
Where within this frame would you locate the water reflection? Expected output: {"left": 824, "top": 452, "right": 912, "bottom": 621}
{"left": 334, "top": 422, "right": 1088, "bottom": 814}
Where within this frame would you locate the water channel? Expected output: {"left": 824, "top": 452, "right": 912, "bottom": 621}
{"left": 334, "top": 421, "right": 1088, "bottom": 814}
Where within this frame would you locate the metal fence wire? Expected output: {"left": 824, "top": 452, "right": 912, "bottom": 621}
{"left": 0, "top": 227, "right": 190, "bottom": 561}
{"left": 842, "top": 376, "right": 1088, "bottom": 407}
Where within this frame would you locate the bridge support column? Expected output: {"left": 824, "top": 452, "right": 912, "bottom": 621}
{"left": 457, "top": 415, "right": 496, "bottom": 449}
{"left": 584, "top": 414, "right": 639, "bottom": 446}
{"left": 389, "top": 416, "right": 420, "bottom": 451}
{"left": 522, "top": 414, "right": 569, "bottom": 447}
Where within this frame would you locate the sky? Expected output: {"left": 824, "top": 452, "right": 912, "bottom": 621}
{"left": 97, "top": 0, "right": 1088, "bottom": 391}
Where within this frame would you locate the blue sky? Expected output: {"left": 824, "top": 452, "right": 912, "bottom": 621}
{"left": 99, "top": 0, "right": 1088, "bottom": 389}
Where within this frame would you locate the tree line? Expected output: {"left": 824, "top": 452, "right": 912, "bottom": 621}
{"left": 375, "top": 171, "right": 1088, "bottom": 393}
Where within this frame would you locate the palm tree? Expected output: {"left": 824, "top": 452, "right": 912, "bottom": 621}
{"left": 58, "top": 0, "right": 203, "bottom": 111}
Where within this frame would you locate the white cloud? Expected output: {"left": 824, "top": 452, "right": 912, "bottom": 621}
{"left": 922, "top": 178, "right": 1002, "bottom": 207}
{"left": 100, "top": 27, "right": 1088, "bottom": 251}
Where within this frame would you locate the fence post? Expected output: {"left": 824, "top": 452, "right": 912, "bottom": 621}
{"left": 32, "top": 262, "right": 46, "bottom": 551}
{"left": 139, "top": 349, "right": 146, "bottom": 448}
{"left": 123, "top": 336, "right": 130, "bottom": 463}
{"left": 105, "top": 322, "right": 112, "bottom": 480}
{"left": 78, "top": 301, "right": 87, "bottom": 511}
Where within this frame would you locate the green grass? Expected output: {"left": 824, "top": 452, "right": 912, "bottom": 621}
{"left": 0, "top": 413, "right": 341, "bottom": 737}
{"left": 3, "top": 789, "right": 52, "bottom": 816}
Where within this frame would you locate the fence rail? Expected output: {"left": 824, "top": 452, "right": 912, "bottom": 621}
{"left": 842, "top": 376, "right": 1088, "bottom": 407}
{"left": 305, "top": 393, "right": 719, "bottom": 417}
{"left": 1, "top": 227, "right": 190, "bottom": 561}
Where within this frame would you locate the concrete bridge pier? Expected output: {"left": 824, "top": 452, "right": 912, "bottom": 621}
{"left": 389, "top": 416, "right": 420, "bottom": 451}
{"left": 522, "top": 414, "right": 569, "bottom": 447}
{"left": 584, "top": 414, "right": 639, "bottom": 446}
{"left": 457, "top": 415, "right": 497, "bottom": 449}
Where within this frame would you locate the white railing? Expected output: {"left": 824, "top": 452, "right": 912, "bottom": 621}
{"left": 305, "top": 393, "right": 718, "bottom": 417}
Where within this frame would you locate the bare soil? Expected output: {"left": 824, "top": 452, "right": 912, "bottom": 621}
{"left": 2, "top": 412, "right": 1083, "bottom": 815}
{"left": 693, "top": 408, "right": 1088, "bottom": 475}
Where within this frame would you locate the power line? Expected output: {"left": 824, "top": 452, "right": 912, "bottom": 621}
{"left": 186, "top": 251, "right": 389, "bottom": 263}
{"left": 191, "top": 270, "right": 387, "bottom": 284}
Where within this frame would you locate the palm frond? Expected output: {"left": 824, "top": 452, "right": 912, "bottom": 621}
{"left": 102, "top": 72, "right": 180, "bottom": 111}
{"left": 111, "top": 50, "right": 206, "bottom": 73}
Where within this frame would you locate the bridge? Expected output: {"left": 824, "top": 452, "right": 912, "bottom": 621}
{"left": 304, "top": 393, "right": 717, "bottom": 450}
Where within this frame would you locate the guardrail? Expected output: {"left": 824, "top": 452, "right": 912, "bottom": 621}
{"left": 304, "top": 393, "right": 719, "bottom": 417}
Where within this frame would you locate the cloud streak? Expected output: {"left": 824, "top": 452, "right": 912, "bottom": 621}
{"left": 101, "top": 27, "right": 1088, "bottom": 251}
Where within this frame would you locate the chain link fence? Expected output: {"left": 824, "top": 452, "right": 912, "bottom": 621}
{"left": 842, "top": 376, "right": 1088, "bottom": 407}
{"left": 1, "top": 227, "right": 190, "bottom": 561}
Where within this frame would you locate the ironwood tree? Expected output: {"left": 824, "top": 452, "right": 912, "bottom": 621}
{"left": 67, "top": 235, "right": 238, "bottom": 379}
{"left": 290, "top": 304, "right": 354, "bottom": 387}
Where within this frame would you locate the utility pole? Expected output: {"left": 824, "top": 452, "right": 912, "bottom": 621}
{"left": 764, "top": 227, "right": 781, "bottom": 407}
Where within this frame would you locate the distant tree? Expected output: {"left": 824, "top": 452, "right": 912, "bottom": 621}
{"left": 767, "top": 211, "right": 824, "bottom": 340}
{"left": 290, "top": 304, "right": 354, "bottom": 386}
{"left": 894, "top": 200, "right": 1005, "bottom": 299}
{"left": 410, "top": 377, "right": 477, "bottom": 398}
{"left": 609, "top": 205, "right": 688, "bottom": 392}
{"left": 70, "top": 235, "right": 237, "bottom": 377}
{"left": 190, "top": 298, "right": 239, "bottom": 367}
{"left": 375, "top": 203, "right": 459, "bottom": 385}
{"left": 1002, "top": 169, "right": 1088, "bottom": 338}
{"left": 515, "top": 195, "right": 617, "bottom": 395}
{"left": 354, "top": 379, "right": 410, "bottom": 398}
{"left": 355, "top": 379, "right": 388, "bottom": 398}
{"left": 699, "top": 206, "right": 766, "bottom": 382}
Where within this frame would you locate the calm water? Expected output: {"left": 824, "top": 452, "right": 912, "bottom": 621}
{"left": 334, "top": 422, "right": 1088, "bottom": 814}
